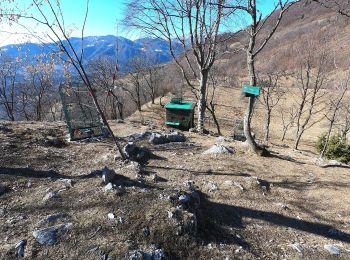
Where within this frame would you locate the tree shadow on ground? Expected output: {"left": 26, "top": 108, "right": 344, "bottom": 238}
{"left": 0, "top": 167, "right": 73, "bottom": 179}
{"left": 196, "top": 191, "right": 350, "bottom": 248}
{"left": 268, "top": 151, "right": 306, "bottom": 165}
{"left": 0, "top": 167, "right": 156, "bottom": 190}
{"left": 146, "top": 165, "right": 251, "bottom": 177}
{"left": 270, "top": 180, "right": 349, "bottom": 191}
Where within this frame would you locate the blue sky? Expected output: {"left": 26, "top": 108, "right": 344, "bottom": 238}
{"left": 0, "top": 0, "right": 281, "bottom": 46}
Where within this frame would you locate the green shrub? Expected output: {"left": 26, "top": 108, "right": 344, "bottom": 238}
{"left": 316, "top": 134, "right": 350, "bottom": 163}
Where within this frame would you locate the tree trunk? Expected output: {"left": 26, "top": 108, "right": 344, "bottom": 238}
{"left": 320, "top": 119, "right": 334, "bottom": 159}
{"left": 197, "top": 70, "right": 208, "bottom": 133}
{"left": 244, "top": 52, "right": 268, "bottom": 155}
{"left": 117, "top": 102, "right": 124, "bottom": 120}
{"left": 281, "top": 127, "right": 287, "bottom": 141}
{"left": 264, "top": 110, "right": 271, "bottom": 142}
{"left": 294, "top": 128, "right": 304, "bottom": 150}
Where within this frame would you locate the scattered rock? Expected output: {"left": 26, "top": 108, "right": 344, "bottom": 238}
{"left": 38, "top": 212, "right": 67, "bottom": 225}
{"left": 60, "top": 179, "right": 75, "bottom": 188}
{"left": 149, "top": 132, "right": 186, "bottom": 145}
{"left": 126, "top": 161, "right": 141, "bottom": 172}
{"left": 0, "top": 184, "right": 11, "bottom": 196}
{"left": 42, "top": 191, "right": 59, "bottom": 202}
{"left": 151, "top": 174, "right": 161, "bottom": 182}
{"left": 15, "top": 239, "right": 27, "bottom": 258}
{"left": 32, "top": 223, "right": 72, "bottom": 246}
{"left": 143, "top": 226, "right": 150, "bottom": 237}
{"left": 291, "top": 243, "right": 304, "bottom": 253}
{"left": 127, "top": 131, "right": 152, "bottom": 141}
{"left": 203, "top": 144, "right": 235, "bottom": 154}
{"left": 102, "top": 167, "right": 116, "bottom": 184}
{"left": 207, "top": 182, "right": 219, "bottom": 192}
{"left": 244, "top": 176, "right": 270, "bottom": 191}
{"left": 108, "top": 213, "right": 115, "bottom": 220}
{"left": 128, "top": 247, "right": 167, "bottom": 260}
{"left": 216, "top": 136, "right": 226, "bottom": 143}
{"left": 103, "top": 183, "right": 115, "bottom": 192}
{"left": 43, "top": 138, "right": 66, "bottom": 148}
{"left": 275, "top": 202, "right": 289, "bottom": 210}
{"left": 0, "top": 207, "right": 7, "bottom": 216}
{"left": 234, "top": 182, "right": 245, "bottom": 191}
{"left": 176, "top": 211, "right": 197, "bottom": 236}
{"left": 123, "top": 142, "right": 151, "bottom": 162}
{"left": 324, "top": 244, "right": 341, "bottom": 255}
{"left": 118, "top": 216, "right": 124, "bottom": 224}
{"left": 0, "top": 125, "right": 13, "bottom": 133}
{"left": 178, "top": 194, "right": 191, "bottom": 204}
{"left": 184, "top": 180, "right": 195, "bottom": 191}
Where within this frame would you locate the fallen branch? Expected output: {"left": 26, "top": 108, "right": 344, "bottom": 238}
{"left": 316, "top": 159, "right": 350, "bottom": 168}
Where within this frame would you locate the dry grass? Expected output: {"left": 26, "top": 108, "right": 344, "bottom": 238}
{"left": 0, "top": 90, "right": 350, "bottom": 259}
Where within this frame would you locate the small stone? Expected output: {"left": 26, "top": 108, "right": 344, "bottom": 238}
{"left": 184, "top": 180, "right": 195, "bottom": 191}
{"left": 15, "top": 239, "right": 27, "bottom": 258}
{"left": 108, "top": 213, "right": 115, "bottom": 219}
{"left": 32, "top": 223, "right": 72, "bottom": 246}
{"left": 203, "top": 144, "right": 235, "bottom": 154}
{"left": 151, "top": 174, "right": 161, "bottom": 182}
{"left": 42, "top": 191, "right": 59, "bottom": 202}
{"left": 103, "top": 183, "right": 114, "bottom": 192}
{"left": 118, "top": 216, "right": 124, "bottom": 224}
{"left": 291, "top": 243, "right": 304, "bottom": 253}
{"left": 207, "top": 182, "right": 218, "bottom": 192}
{"left": 178, "top": 194, "right": 191, "bottom": 204}
{"left": 102, "top": 167, "right": 116, "bottom": 184}
{"left": 324, "top": 244, "right": 341, "bottom": 255}
{"left": 143, "top": 226, "right": 150, "bottom": 237}
{"left": 127, "top": 161, "right": 141, "bottom": 172}
{"left": 38, "top": 212, "right": 67, "bottom": 225}
{"left": 0, "top": 184, "right": 11, "bottom": 196}
{"left": 167, "top": 211, "right": 174, "bottom": 219}
{"left": 0, "top": 207, "right": 6, "bottom": 216}
{"left": 60, "top": 179, "right": 75, "bottom": 188}
{"left": 223, "top": 180, "right": 234, "bottom": 186}
{"left": 275, "top": 203, "right": 289, "bottom": 210}
{"left": 233, "top": 181, "right": 245, "bottom": 191}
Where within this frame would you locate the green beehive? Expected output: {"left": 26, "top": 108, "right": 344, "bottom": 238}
{"left": 164, "top": 98, "right": 195, "bottom": 130}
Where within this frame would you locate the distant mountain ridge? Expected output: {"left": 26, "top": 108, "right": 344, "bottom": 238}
{"left": 0, "top": 35, "right": 183, "bottom": 71}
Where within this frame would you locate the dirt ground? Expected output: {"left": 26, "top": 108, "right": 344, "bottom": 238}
{"left": 1, "top": 91, "right": 350, "bottom": 259}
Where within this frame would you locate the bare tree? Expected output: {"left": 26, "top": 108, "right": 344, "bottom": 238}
{"left": 88, "top": 56, "right": 126, "bottom": 120}
{"left": 293, "top": 48, "right": 330, "bottom": 150}
{"left": 311, "top": 0, "right": 350, "bottom": 17}
{"left": 279, "top": 105, "right": 297, "bottom": 141}
{"left": 206, "top": 68, "right": 222, "bottom": 135}
{"left": 124, "top": 0, "right": 229, "bottom": 133}
{"left": 9, "top": 0, "right": 125, "bottom": 158}
{"left": 143, "top": 63, "right": 161, "bottom": 105}
{"left": 0, "top": 55, "right": 18, "bottom": 121}
{"left": 337, "top": 100, "right": 350, "bottom": 142}
{"left": 257, "top": 72, "right": 285, "bottom": 142}
{"left": 221, "top": 0, "right": 300, "bottom": 155}
{"left": 320, "top": 75, "right": 350, "bottom": 158}
{"left": 24, "top": 54, "right": 55, "bottom": 121}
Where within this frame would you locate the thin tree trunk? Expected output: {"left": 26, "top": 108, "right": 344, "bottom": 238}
{"left": 264, "top": 110, "right": 271, "bottom": 142}
{"left": 244, "top": 52, "right": 267, "bottom": 155}
{"left": 320, "top": 119, "right": 335, "bottom": 158}
{"left": 197, "top": 70, "right": 208, "bottom": 133}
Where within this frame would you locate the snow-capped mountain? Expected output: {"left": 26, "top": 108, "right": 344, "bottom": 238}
{"left": 0, "top": 35, "right": 183, "bottom": 71}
